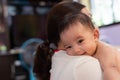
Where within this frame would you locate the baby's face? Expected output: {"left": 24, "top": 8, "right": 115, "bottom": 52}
{"left": 60, "top": 21, "right": 99, "bottom": 56}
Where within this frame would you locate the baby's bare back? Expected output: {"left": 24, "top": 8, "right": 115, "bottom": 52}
{"left": 94, "top": 41, "right": 120, "bottom": 71}
{"left": 93, "top": 41, "right": 120, "bottom": 80}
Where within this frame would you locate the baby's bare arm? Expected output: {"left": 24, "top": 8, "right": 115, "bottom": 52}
{"left": 104, "top": 67, "right": 120, "bottom": 80}
{"left": 96, "top": 50, "right": 120, "bottom": 80}
{"left": 94, "top": 41, "right": 120, "bottom": 80}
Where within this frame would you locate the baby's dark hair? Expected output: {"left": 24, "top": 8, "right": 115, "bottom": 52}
{"left": 33, "top": 1, "right": 95, "bottom": 80}
{"left": 58, "top": 12, "right": 95, "bottom": 36}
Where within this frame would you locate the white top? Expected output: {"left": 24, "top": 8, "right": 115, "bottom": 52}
{"left": 50, "top": 50, "right": 103, "bottom": 80}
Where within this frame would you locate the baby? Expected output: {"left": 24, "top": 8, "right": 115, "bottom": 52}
{"left": 59, "top": 12, "right": 120, "bottom": 80}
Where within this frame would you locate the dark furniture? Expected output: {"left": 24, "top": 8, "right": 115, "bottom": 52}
{"left": 0, "top": 53, "right": 29, "bottom": 80}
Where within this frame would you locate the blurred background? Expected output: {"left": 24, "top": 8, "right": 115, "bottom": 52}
{"left": 0, "top": 0, "right": 120, "bottom": 80}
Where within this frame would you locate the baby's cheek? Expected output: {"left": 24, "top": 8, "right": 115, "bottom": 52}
{"left": 66, "top": 50, "right": 72, "bottom": 55}
{"left": 66, "top": 51, "right": 76, "bottom": 56}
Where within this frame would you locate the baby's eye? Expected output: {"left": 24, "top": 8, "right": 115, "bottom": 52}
{"left": 65, "top": 45, "right": 72, "bottom": 50}
{"left": 78, "top": 39, "right": 83, "bottom": 43}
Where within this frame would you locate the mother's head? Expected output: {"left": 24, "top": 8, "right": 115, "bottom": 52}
{"left": 33, "top": 1, "right": 93, "bottom": 80}
{"left": 47, "top": 1, "right": 92, "bottom": 48}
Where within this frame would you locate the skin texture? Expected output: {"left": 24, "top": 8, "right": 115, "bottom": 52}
{"left": 94, "top": 41, "right": 120, "bottom": 80}
{"left": 60, "top": 18, "right": 120, "bottom": 80}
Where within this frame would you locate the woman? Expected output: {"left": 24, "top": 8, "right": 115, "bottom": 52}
{"left": 33, "top": 1, "right": 103, "bottom": 80}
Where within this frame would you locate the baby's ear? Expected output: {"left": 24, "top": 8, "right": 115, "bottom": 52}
{"left": 93, "top": 28, "right": 99, "bottom": 40}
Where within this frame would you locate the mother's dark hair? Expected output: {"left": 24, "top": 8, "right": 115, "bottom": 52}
{"left": 47, "top": 1, "right": 85, "bottom": 46}
{"left": 33, "top": 1, "right": 88, "bottom": 80}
